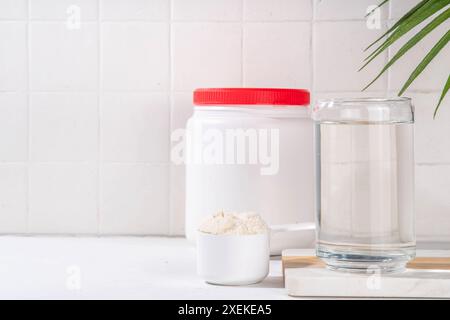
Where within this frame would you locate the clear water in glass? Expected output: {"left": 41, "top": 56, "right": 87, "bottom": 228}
{"left": 314, "top": 100, "right": 415, "bottom": 273}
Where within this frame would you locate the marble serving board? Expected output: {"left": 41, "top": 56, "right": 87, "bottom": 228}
{"left": 283, "top": 249, "right": 450, "bottom": 299}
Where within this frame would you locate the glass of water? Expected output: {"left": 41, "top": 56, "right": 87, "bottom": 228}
{"left": 313, "top": 98, "right": 415, "bottom": 273}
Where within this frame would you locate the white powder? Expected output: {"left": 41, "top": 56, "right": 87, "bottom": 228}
{"left": 198, "top": 211, "right": 268, "bottom": 235}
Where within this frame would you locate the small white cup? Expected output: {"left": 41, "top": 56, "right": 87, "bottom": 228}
{"left": 197, "top": 231, "right": 270, "bottom": 286}
{"left": 197, "top": 222, "right": 315, "bottom": 286}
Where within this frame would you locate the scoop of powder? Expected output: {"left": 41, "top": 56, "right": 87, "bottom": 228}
{"left": 198, "top": 211, "right": 268, "bottom": 235}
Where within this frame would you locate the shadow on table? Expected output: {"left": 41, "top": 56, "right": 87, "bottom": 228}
{"left": 248, "top": 276, "right": 284, "bottom": 289}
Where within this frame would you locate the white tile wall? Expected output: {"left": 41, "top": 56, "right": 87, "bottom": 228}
{"left": 100, "top": 164, "right": 169, "bottom": 235}
{"left": 173, "top": 0, "right": 242, "bottom": 21}
{"left": 244, "top": 22, "right": 311, "bottom": 88}
{"left": 100, "top": 0, "right": 169, "bottom": 21}
{"left": 101, "top": 22, "right": 169, "bottom": 91}
{"left": 388, "top": 20, "right": 450, "bottom": 92}
{"left": 169, "top": 164, "right": 185, "bottom": 235}
{"left": 244, "top": 0, "right": 312, "bottom": 21}
{"left": 30, "top": 22, "right": 98, "bottom": 91}
{"left": 0, "top": 23, "right": 27, "bottom": 91}
{"left": 169, "top": 93, "right": 192, "bottom": 235}
{"left": 30, "top": 0, "right": 98, "bottom": 21}
{"left": 315, "top": 0, "right": 388, "bottom": 21}
{"left": 0, "top": 94, "right": 28, "bottom": 161}
{"left": 0, "top": 165, "right": 27, "bottom": 233}
{"left": 0, "top": 0, "right": 449, "bottom": 242}
{"left": 413, "top": 92, "right": 450, "bottom": 242}
{"left": 416, "top": 165, "right": 450, "bottom": 242}
{"left": 171, "top": 22, "right": 242, "bottom": 91}
{"left": 100, "top": 93, "right": 169, "bottom": 162}
{"left": 30, "top": 93, "right": 98, "bottom": 161}
{"left": 170, "top": 93, "right": 193, "bottom": 132}
{"left": 0, "top": 0, "right": 27, "bottom": 20}
{"left": 314, "top": 21, "right": 388, "bottom": 92}
{"left": 413, "top": 93, "right": 450, "bottom": 164}
{"left": 29, "top": 164, "right": 98, "bottom": 234}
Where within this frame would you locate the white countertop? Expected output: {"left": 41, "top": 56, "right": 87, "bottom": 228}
{"left": 1, "top": 236, "right": 448, "bottom": 300}
{"left": 0, "top": 236, "right": 289, "bottom": 300}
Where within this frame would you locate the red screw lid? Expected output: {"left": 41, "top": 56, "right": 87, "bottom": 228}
{"left": 193, "top": 88, "right": 310, "bottom": 106}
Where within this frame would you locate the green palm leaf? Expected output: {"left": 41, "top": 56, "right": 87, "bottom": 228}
{"left": 363, "top": 0, "right": 449, "bottom": 66}
{"left": 434, "top": 75, "right": 450, "bottom": 118}
{"left": 365, "top": 0, "right": 390, "bottom": 18}
{"left": 399, "top": 30, "right": 450, "bottom": 96}
{"left": 362, "top": 0, "right": 450, "bottom": 116}
{"left": 365, "top": 0, "right": 430, "bottom": 51}
{"left": 361, "top": 8, "right": 450, "bottom": 90}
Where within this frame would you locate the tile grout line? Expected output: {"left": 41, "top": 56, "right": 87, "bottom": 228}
{"left": 97, "top": 0, "right": 102, "bottom": 235}
{"left": 387, "top": 3, "right": 393, "bottom": 96}
{"left": 0, "top": 18, "right": 402, "bottom": 23}
{"left": 20, "top": 90, "right": 173, "bottom": 94}
{"left": 25, "top": 0, "right": 31, "bottom": 234}
{"left": 311, "top": 0, "right": 316, "bottom": 102}
{"left": 168, "top": 0, "right": 174, "bottom": 236}
{"left": 241, "top": 0, "right": 245, "bottom": 87}
{"left": 8, "top": 161, "right": 171, "bottom": 165}
{"left": 385, "top": 20, "right": 390, "bottom": 96}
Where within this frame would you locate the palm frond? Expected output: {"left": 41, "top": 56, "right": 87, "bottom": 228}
{"left": 362, "top": 8, "right": 450, "bottom": 90}
{"left": 434, "top": 75, "right": 450, "bottom": 118}
{"left": 362, "top": 0, "right": 450, "bottom": 117}
{"left": 365, "top": 0, "right": 390, "bottom": 18}
{"left": 365, "top": 0, "right": 430, "bottom": 51}
{"left": 399, "top": 29, "right": 450, "bottom": 96}
{"left": 363, "top": 0, "right": 448, "bottom": 66}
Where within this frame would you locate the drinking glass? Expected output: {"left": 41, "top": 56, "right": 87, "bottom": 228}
{"left": 313, "top": 98, "right": 415, "bottom": 273}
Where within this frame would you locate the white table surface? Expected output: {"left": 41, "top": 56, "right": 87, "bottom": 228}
{"left": 0, "top": 236, "right": 448, "bottom": 300}
{"left": 0, "top": 236, "right": 290, "bottom": 300}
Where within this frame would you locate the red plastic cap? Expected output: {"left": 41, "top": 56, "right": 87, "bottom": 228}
{"left": 193, "top": 88, "right": 310, "bottom": 106}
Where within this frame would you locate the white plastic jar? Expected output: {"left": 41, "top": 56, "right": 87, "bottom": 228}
{"left": 185, "top": 88, "right": 315, "bottom": 254}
